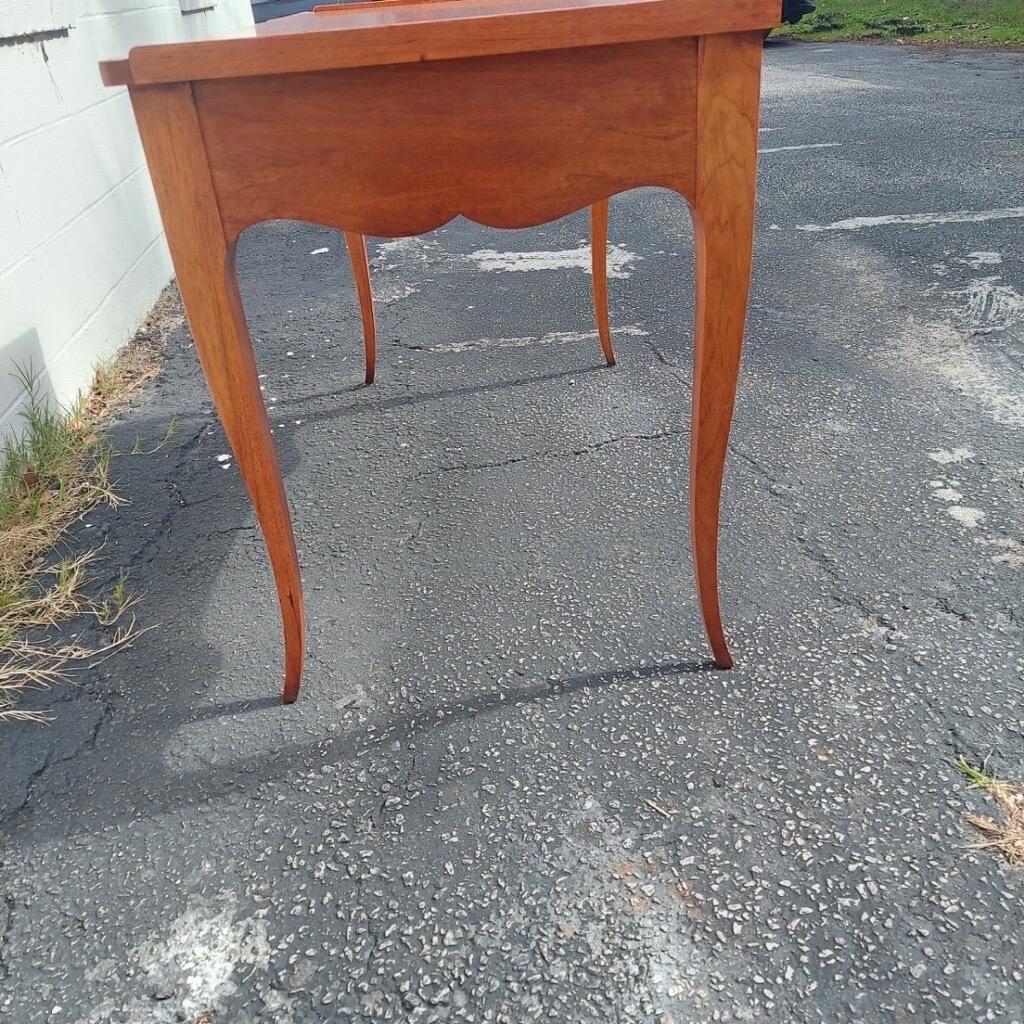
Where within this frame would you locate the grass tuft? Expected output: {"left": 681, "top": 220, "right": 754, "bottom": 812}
{"left": 955, "top": 755, "right": 995, "bottom": 789}
{"left": 95, "top": 570, "right": 140, "bottom": 627}
{"left": 0, "top": 287, "right": 177, "bottom": 721}
{"left": 0, "top": 369, "right": 119, "bottom": 596}
{"left": 956, "top": 757, "right": 1024, "bottom": 867}
{"left": 776, "top": 0, "right": 1024, "bottom": 47}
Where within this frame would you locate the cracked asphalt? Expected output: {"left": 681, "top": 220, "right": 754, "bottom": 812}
{"left": 2, "top": 40, "right": 1024, "bottom": 1024}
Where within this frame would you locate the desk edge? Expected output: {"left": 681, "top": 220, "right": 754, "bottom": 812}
{"left": 99, "top": 0, "right": 778, "bottom": 87}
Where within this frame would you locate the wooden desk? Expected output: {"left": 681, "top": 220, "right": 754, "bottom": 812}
{"left": 101, "top": 0, "right": 777, "bottom": 703}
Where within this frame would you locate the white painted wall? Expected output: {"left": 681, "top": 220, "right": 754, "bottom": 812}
{"left": 0, "top": 0, "right": 254, "bottom": 432}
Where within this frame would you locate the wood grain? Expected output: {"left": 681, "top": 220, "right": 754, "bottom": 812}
{"left": 100, "top": 0, "right": 776, "bottom": 86}
{"left": 108, "top": 14, "right": 771, "bottom": 696}
{"left": 344, "top": 232, "right": 377, "bottom": 385}
{"left": 589, "top": 199, "right": 615, "bottom": 367}
{"left": 687, "top": 31, "right": 763, "bottom": 669}
{"left": 332, "top": 0, "right": 615, "bottom": 376}
{"left": 195, "top": 39, "right": 698, "bottom": 240}
{"left": 129, "top": 83, "right": 306, "bottom": 703}
{"left": 99, "top": 59, "right": 130, "bottom": 86}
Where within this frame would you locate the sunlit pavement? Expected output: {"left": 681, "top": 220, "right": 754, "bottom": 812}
{"left": 2, "top": 41, "right": 1023, "bottom": 1024}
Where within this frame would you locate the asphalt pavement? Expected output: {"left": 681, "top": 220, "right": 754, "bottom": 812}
{"left": 2, "top": 40, "right": 1023, "bottom": 1024}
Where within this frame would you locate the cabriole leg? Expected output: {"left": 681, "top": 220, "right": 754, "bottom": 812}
{"left": 688, "top": 31, "right": 763, "bottom": 668}
{"left": 344, "top": 232, "right": 377, "bottom": 385}
{"left": 590, "top": 200, "right": 616, "bottom": 366}
{"left": 131, "top": 82, "right": 305, "bottom": 702}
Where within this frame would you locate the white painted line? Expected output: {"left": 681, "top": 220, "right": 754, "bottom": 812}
{"left": 374, "top": 237, "right": 642, "bottom": 279}
{"left": 759, "top": 143, "right": 842, "bottom": 154}
{"left": 964, "top": 251, "right": 1002, "bottom": 267}
{"left": 797, "top": 207, "right": 1024, "bottom": 232}
{"left": 928, "top": 447, "right": 975, "bottom": 465}
{"left": 948, "top": 506, "right": 986, "bottom": 530}
{"left": 376, "top": 282, "right": 419, "bottom": 304}
{"left": 898, "top": 316, "right": 1024, "bottom": 427}
{"left": 931, "top": 483, "right": 964, "bottom": 503}
{"left": 465, "top": 244, "right": 639, "bottom": 279}
{"left": 431, "top": 326, "right": 648, "bottom": 354}
{"left": 378, "top": 237, "right": 421, "bottom": 256}
{"left": 763, "top": 67, "right": 888, "bottom": 97}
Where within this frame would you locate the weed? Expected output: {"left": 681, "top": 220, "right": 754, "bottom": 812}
{"left": 955, "top": 755, "right": 995, "bottom": 789}
{"left": 130, "top": 418, "right": 177, "bottom": 456}
{"left": 0, "top": 285, "right": 178, "bottom": 720}
{"left": 956, "top": 757, "right": 1024, "bottom": 867}
{"left": 95, "top": 570, "right": 139, "bottom": 626}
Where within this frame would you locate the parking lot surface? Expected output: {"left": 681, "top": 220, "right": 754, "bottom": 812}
{"left": 2, "top": 41, "right": 1023, "bottom": 1024}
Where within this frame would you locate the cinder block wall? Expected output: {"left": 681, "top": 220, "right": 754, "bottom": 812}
{"left": 0, "top": 0, "right": 254, "bottom": 432}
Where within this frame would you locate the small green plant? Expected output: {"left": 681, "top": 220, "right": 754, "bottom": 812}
{"left": 0, "top": 368, "right": 134, "bottom": 721}
{"left": 955, "top": 755, "right": 995, "bottom": 789}
{"left": 95, "top": 570, "right": 139, "bottom": 627}
{"left": 0, "top": 296, "right": 174, "bottom": 722}
{"left": 130, "top": 418, "right": 177, "bottom": 456}
{"left": 0, "top": 367, "right": 117, "bottom": 602}
{"left": 0, "top": 367, "right": 113, "bottom": 540}
{"left": 955, "top": 757, "right": 1024, "bottom": 867}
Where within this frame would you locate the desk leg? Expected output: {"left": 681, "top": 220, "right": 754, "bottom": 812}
{"left": 689, "top": 32, "right": 762, "bottom": 668}
{"left": 131, "top": 83, "right": 305, "bottom": 703}
{"left": 344, "top": 232, "right": 377, "bottom": 385}
{"left": 345, "top": 220, "right": 612, "bottom": 377}
{"left": 590, "top": 201, "right": 616, "bottom": 367}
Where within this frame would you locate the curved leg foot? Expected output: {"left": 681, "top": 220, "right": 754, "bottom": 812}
{"left": 345, "top": 231, "right": 376, "bottom": 385}
{"left": 589, "top": 200, "right": 615, "bottom": 366}
{"left": 690, "top": 192, "right": 747, "bottom": 668}
{"left": 213, "top": 251, "right": 306, "bottom": 701}
{"left": 688, "top": 32, "right": 762, "bottom": 669}
{"left": 130, "top": 84, "right": 305, "bottom": 703}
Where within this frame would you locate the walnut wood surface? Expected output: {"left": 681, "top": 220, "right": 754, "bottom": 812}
{"left": 107, "top": 9, "right": 769, "bottom": 700}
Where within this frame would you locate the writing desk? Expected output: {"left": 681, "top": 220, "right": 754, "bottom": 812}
{"left": 101, "top": 0, "right": 777, "bottom": 703}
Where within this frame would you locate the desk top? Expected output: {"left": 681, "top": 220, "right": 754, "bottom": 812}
{"left": 100, "top": 0, "right": 776, "bottom": 87}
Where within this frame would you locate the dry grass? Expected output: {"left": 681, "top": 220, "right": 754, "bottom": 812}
{"left": 956, "top": 757, "right": 1024, "bottom": 867}
{"left": 0, "top": 286, "right": 180, "bottom": 721}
